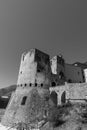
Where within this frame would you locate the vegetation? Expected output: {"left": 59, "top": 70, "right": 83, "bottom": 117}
{"left": 48, "top": 102, "right": 72, "bottom": 128}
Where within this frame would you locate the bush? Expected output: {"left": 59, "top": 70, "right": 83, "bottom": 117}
{"left": 48, "top": 106, "right": 65, "bottom": 127}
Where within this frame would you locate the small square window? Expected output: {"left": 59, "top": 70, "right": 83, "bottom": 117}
{"left": 35, "top": 83, "right": 37, "bottom": 87}
{"left": 21, "top": 96, "right": 27, "bottom": 105}
{"left": 41, "top": 83, "right": 43, "bottom": 87}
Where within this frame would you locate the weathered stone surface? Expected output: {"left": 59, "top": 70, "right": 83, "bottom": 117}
{"left": 17, "top": 49, "right": 51, "bottom": 88}
{"left": 50, "top": 56, "right": 65, "bottom": 86}
{"left": 2, "top": 48, "right": 87, "bottom": 128}
{"left": 1, "top": 49, "right": 52, "bottom": 127}
{"left": 50, "top": 83, "right": 87, "bottom": 105}
{"left": 1, "top": 87, "right": 50, "bottom": 127}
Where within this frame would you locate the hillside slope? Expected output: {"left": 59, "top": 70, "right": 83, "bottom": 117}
{"left": 0, "top": 85, "right": 16, "bottom": 96}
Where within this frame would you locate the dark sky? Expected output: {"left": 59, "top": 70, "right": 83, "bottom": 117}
{"left": 0, "top": 0, "right": 87, "bottom": 87}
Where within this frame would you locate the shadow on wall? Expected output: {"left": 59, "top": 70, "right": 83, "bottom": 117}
{"left": 0, "top": 97, "right": 10, "bottom": 109}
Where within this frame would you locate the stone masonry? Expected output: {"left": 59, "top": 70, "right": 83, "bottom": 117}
{"left": 1, "top": 49, "right": 52, "bottom": 127}
{"left": 1, "top": 48, "right": 87, "bottom": 128}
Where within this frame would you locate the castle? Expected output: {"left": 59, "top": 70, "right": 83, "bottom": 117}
{"left": 1, "top": 48, "right": 87, "bottom": 128}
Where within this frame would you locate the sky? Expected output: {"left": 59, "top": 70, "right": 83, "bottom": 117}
{"left": 0, "top": 0, "right": 87, "bottom": 87}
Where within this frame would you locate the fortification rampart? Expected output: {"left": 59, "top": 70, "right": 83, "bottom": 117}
{"left": 50, "top": 83, "right": 87, "bottom": 105}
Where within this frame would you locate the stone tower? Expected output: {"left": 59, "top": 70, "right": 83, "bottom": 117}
{"left": 1, "top": 49, "right": 52, "bottom": 127}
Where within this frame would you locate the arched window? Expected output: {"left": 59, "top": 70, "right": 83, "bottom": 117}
{"left": 50, "top": 91, "right": 57, "bottom": 106}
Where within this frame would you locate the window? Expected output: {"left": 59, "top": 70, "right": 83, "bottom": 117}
{"left": 35, "top": 83, "right": 37, "bottom": 87}
{"left": 21, "top": 96, "right": 27, "bottom": 105}
{"left": 61, "top": 91, "right": 66, "bottom": 104}
{"left": 20, "top": 71, "right": 22, "bottom": 74}
{"left": 30, "top": 83, "right": 32, "bottom": 86}
{"left": 51, "top": 82, "right": 56, "bottom": 87}
{"left": 24, "top": 83, "right": 27, "bottom": 86}
{"left": 41, "top": 83, "right": 43, "bottom": 87}
{"left": 50, "top": 91, "right": 57, "bottom": 106}
{"left": 44, "top": 110, "right": 47, "bottom": 116}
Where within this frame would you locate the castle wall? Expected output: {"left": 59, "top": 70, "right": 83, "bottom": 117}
{"left": 65, "top": 64, "right": 84, "bottom": 83}
{"left": 1, "top": 87, "right": 50, "bottom": 126}
{"left": 50, "top": 85, "right": 68, "bottom": 105}
{"left": 2, "top": 48, "right": 87, "bottom": 128}
{"left": 50, "top": 83, "right": 87, "bottom": 105}
{"left": 50, "top": 56, "right": 57, "bottom": 74}
{"left": 67, "top": 83, "right": 87, "bottom": 101}
{"left": 35, "top": 49, "right": 51, "bottom": 88}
